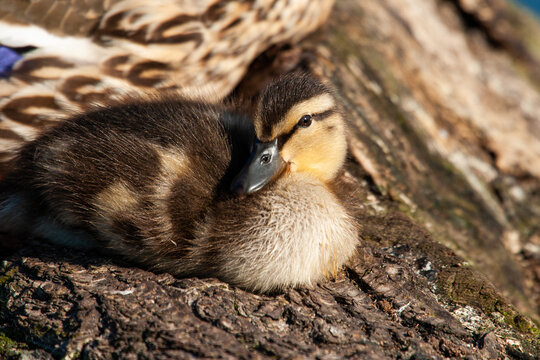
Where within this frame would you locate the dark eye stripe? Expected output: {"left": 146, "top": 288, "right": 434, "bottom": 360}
{"left": 277, "top": 131, "right": 295, "bottom": 149}
{"left": 276, "top": 107, "right": 338, "bottom": 148}
{"left": 312, "top": 107, "right": 337, "bottom": 120}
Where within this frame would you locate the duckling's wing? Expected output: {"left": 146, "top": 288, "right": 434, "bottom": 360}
{"left": 0, "top": 0, "right": 334, "bottom": 177}
{"left": 0, "top": 99, "right": 232, "bottom": 248}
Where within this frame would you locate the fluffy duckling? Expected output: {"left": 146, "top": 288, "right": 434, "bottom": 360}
{"left": 0, "top": 73, "right": 358, "bottom": 292}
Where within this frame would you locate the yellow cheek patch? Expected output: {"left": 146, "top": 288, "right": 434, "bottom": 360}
{"left": 281, "top": 114, "right": 347, "bottom": 183}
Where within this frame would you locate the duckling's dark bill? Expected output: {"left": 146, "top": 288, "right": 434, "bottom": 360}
{"left": 231, "top": 138, "right": 285, "bottom": 195}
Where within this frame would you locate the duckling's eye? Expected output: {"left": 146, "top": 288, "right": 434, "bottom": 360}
{"left": 298, "top": 114, "right": 312, "bottom": 128}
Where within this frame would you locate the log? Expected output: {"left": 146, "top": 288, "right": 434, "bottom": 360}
{"left": 1, "top": 0, "right": 539, "bottom": 358}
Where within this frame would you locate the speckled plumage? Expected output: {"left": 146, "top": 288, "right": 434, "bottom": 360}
{"left": 0, "top": 74, "right": 358, "bottom": 292}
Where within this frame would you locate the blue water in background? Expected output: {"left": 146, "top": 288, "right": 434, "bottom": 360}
{"left": 516, "top": 0, "right": 540, "bottom": 17}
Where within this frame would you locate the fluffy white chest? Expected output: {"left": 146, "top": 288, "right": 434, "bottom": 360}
{"left": 209, "top": 174, "right": 358, "bottom": 292}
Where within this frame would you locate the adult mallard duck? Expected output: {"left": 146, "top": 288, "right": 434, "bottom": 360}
{"left": 0, "top": 73, "right": 358, "bottom": 292}
{"left": 0, "top": 0, "right": 334, "bottom": 176}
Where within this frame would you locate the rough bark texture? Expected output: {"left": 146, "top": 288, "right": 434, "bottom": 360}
{"left": 1, "top": 0, "right": 540, "bottom": 359}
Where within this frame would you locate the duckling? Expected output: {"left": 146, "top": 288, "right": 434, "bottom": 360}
{"left": 0, "top": 73, "right": 358, "bottom": 292}
{"left": 0, "top": 0, "right": 335, "bottom": 177}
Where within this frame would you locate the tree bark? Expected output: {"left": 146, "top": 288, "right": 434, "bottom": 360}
{"left": 1, "top": 0, "right": 539, "bottom": 358}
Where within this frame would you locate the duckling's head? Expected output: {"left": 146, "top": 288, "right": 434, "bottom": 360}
{"left": 232, "top": 73, "right": 347, "bottom": 194}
